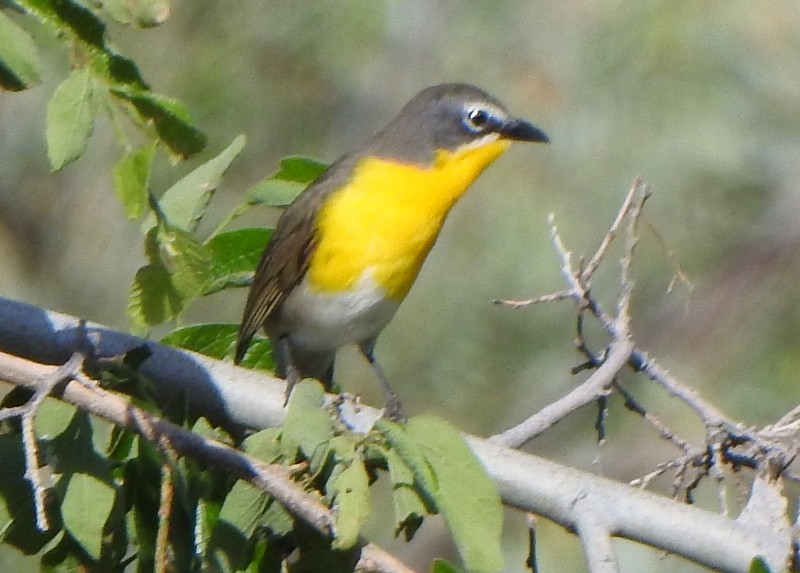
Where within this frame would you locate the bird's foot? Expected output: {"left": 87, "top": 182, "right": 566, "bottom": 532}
{"left": 382, "top": 395, "right": 408, "bottom": 423}
{"left": 282, "top": 365, "right": 301, "bottom": 406}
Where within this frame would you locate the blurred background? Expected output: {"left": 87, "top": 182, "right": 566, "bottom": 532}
{"left": 2, "top": 1, "right": 800, "bottom": 570}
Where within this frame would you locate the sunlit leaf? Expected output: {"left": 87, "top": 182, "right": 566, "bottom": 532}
{"left": 46, "top": 69, "right": 97, "bottom": 170}
{"left": 114, "top": 143, "right": 156, "bottom": 219}
{"left": 328, "top": 460, "right": 369, "bottom": 550}
{"left": 407, "top": 417, "right": 504, "bottom": 573}
{"left": 204, "top": 228, "right": 271, "bottom": 294}
{"left": 144, "top": 135, "right": 245, "bottom": 232}
{"left": 160, "top": 324, "right": 275, "bottom": 371}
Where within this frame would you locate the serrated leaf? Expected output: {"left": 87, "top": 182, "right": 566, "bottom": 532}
{"left": 61, "top": 473, "right": 116, "bottom": 559}
{"left": 0, "top": 11, "right": 40, "bottom": 91}
{"left": 114, "top": 143, "right": 156, "bottom": 219}
{"left": 203, "top": 228, "right": 271, "bottom": 295}
{"left": 143, "top": 134, "right": 245, "bottom": 232}
{"left": 161, "top": 323, "right": 274, "bottom": 370}
{"left": 407, "top": 417, "right": 504, "bottom": 573}
{"left": 157, "top": 225, "right": 209, "bottom": 299}
{"left": 111, "top": 86, "right": 206, "bottom": 157}
{"left": 273, "top": 156, "right": 328, "bottom": 184}
{"left": 127, "top": 261, "right": 182, "bottom": 332}
{"left": 46, "top": 69, "right": 97, "bottom": 170}
{"left": 384, "top": 447, "right": 427, "bottom": 540}
{"left": 327, "top": 459, "right": 369, "bottom": 550}
{"left": 282, "top": 380, "right": 332, "bottom": 459}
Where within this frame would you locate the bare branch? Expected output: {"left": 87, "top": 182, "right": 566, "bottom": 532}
{"left": 575, "top": 513, "right": 618, "bottom": 573}
{"left": 582, "top": 177, "right": 642, "bottom": 281}
{"left": 488, "top": 339, "right": 633, "bottom": 448}
{"left": 493, "top": 289, "right": 574, "bottom": 308}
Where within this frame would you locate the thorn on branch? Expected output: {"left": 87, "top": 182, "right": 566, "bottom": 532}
{"left": 526, "top": 513, "right": 539, "bottom": 573}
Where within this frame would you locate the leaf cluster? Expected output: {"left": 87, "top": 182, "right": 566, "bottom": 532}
{"left": 0, "top": 2, "right": 508, "bottom": 571}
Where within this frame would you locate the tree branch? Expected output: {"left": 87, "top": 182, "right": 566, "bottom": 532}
{"left": 0, "top": 349, "right": 413, "bottom": 573}
{"left": 0, "top": 296, "right": 788, "bottom": 572}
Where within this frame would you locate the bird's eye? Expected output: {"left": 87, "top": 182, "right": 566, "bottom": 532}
{"left": 464, "top": 108, "right": 490, "bottom": 132}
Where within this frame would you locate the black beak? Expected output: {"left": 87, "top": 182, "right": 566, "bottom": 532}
{"left": 499, "top": 118, "right": 549, "bottom": 143}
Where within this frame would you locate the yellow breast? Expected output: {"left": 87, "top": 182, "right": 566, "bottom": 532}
{"left": 308, "top": 138, "right": 511, "bottom": 300}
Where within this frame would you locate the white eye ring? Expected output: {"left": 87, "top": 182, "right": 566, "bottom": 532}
{"left": 464, "top": 108, "right": 490, "bottom": 132}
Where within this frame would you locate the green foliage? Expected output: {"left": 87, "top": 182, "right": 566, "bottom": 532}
{"left": 204, "top": 228, "right": 272, "bottom": 295}
{"left": 246, "top": 155, "right": 327, "bottom": 208}
{"left": 378, "top": 418, "right": 505, "bottom": 572}
{"left": 114, "top": 143, "right": 156, "bottom": 219}
{"left": 46, "top": 69, "right": 99, "bottom": 170}
{"left": 749, "top": 556, "right": 772, "bottom": 573}
{"left": 0, "top": 11, "right": 40, "bottom": 90}
{"left": 0, "top": 3, "right": 509, "bottom": 571}
{"left": 4, "top": 0, "right": 206, "bottom": 168}
{"left": 160, "top": 324, "right": 274, "bottom": 370}
{"left": 431, "top": 559, "right": 468, "bottom": 573}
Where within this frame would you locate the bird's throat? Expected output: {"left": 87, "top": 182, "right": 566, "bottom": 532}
{"left": 308, "top": 139, "right": 511, "bottom": 300}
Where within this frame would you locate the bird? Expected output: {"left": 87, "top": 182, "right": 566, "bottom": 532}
{"left": 235, "top": 83, "right": 548, "bottom": 419}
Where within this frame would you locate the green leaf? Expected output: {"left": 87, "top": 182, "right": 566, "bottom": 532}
{"left": 246, "top": 178, "right": 305, "bottom": 208}
{"left": 33, "top": 397, "right": 77, "bottom": 439}
{"left": 431, "top": 559, "right": 468, "bottom": 573}
{"left": 144, "top": 134, "right": 246, "bottom": 232}
{"left": 406, "top": 417, "right": 504, "bottom": 573}
{"left": 282, "top": 380, "right": 333, "bottom": 459}
{"left": 749, "top": 556, "right": 772, "bottom": 573}
{"left": 245, "top": 156, "right": 327, "bottom": 208}
{"left": 61, "top": 473, "right": 117, "bottom": 560}
{"left": 0, "top": 11, "right": 40, "bottom": 91}
{"left": 40, "top": 532, "right": 86, "bottom": 573}
{"left": 161, "top": 323, "right": 274, "bottom": 371}
{"left": 242, "top": 427, "right": 284, "bottom": 464}
{"left": 327, "top": 459, "right": 370, "bottom": 550}
{"left": 113, "top": 143, "right": 156, "bottom": 219}
{"left": 111, "top": 86, "right": 206, "bottom": 157}
{"left": 273, "top": 156, "right": 328, "bottom": 184}
{"left": 219, "top": 480, "right": 268, "bottom": 536}
{"left": 384, "top": 447, "right": 427, "bottom": 540}
{"left": 374, "top": 419, "right": 437, "bottom": 508}
{"left": 157, "top": 225, "right": 210, "bottom": 299}
{"left": 127, "top": 261, "right": 182, "bottom": 332}
{"left": 204, "top": 228, "right": 271, "bottom": 295}
{"left": 46, "top": 69, "right": 98, "bottom": 170}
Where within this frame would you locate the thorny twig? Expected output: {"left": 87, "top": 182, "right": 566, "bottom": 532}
{"left": 0, "top": 352, "right": 87, "bottom": 530}
{"left": 494, "top": 178, "right": 800, "bottom": 504}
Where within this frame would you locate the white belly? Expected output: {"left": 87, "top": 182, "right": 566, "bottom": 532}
{"left": 273, "top": 272, "right": 400, "bottom": 352}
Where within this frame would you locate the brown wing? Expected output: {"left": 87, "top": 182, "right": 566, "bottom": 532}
{"left": 234, "top": 157, "right": 355, "bottom": 363}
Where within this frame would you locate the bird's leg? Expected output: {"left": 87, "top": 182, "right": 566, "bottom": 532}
{"left": 276, "top": 335, "right": 301, "bottom": 406}
{"left": 358, "top": 340, "right": 407, "bottom": 422}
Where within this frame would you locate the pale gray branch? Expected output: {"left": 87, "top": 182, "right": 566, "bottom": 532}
{"left": 0, "top": 296, "right": 788, "bottom": 573}
{"left": 488, "top": 339, "right": 633, "bottom": 448}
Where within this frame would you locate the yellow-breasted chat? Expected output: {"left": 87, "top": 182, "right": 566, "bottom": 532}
{"left": 235, "top": 83, "right": 548, "bottom": 419}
